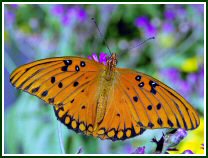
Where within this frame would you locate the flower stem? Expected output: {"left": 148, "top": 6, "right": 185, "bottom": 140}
{"left": 57, "top": 121, "right": 65, "bottom": 154}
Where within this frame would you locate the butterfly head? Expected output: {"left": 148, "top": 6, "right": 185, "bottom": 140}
{"left": 107, "top": 53, "right": 117, "bottom": 71}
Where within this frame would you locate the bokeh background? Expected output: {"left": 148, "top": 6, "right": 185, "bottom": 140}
{"left": 4, "top": 4, "right": 204, "bottom": 154}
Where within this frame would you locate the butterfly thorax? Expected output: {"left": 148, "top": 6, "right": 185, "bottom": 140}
{"left": 105, "top": 53, "right": 117, "bottom": 80}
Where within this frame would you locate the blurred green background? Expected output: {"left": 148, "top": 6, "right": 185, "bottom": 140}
{"left": 4, "top": 4, "right": 204, "bottom": 154}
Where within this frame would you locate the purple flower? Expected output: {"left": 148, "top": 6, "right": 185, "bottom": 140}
{"left": 160, "top": 68, "right": 195, "bottom": 98}
{"left": 5, "top": 9, "right": 15, "bottom": 25}
{"left": 191, "top": 4, "right": 204, "bottom": 14}
{"left": 182, "top": 150, "right": 194, "bottom": 154}
{"left": 131, "top": 146, "right": 145, "bottom": 154}
{"left": 162, "top": 21, "right": 175, "bottom": 33}
{"left": 61, "top": 6, "right": 87, "bottom": 26}
{"left": 11, "top": 4, "right": 19, "bottom": 9}
{"left": 176, "top": 6, "right": 186, "bottom": 19}
{"left": 165, "top": 129, "right": 187, "bottom": 147}
{"left": 164, "top": 10, "right": 176, "bottom": 20}
{"left": 51, "top": 5, "right": 64, "bottom": 17}
{"left": 187, "top": 73, "right": 197, "bottom": 85}
{"left": 197, "top": 66, "right": 204, "bottom": 97}
{"left": 160, "top": 68, "right": 180, "bottom": 81}
{"left": 99, "top": 52, "right": 108, "bottom": 65}
{"left": 201, "top": 144, "right": 204, "bottom": 150}
{"left": 88, "top": 52, "right": 108, "bottom": 65}
{"left": 135, "top": 16, "right": 149, "bottom": 28}
{"left": 88, "top": 53, "right": 99, "bottom": 62}
{"left": 77, "top": 7, "right": 87, "bottom": 22}
{"left": 135, "top": 16, "right": 157, "bottom": 37}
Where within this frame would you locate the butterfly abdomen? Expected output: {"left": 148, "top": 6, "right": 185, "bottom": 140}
{"left": 94, "top": 69, "right": 117, "bottom": 130}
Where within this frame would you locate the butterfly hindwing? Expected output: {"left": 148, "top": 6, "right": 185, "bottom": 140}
{"left": 53, "top": 72, "right": 100, "bottom": 136}
{"left": 96, "top": 83, "right": 146, "bottom": 141}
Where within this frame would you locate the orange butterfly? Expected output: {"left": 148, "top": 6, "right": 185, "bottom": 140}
{"left": 10, "top": 53, "right": 200, "bottom": 141}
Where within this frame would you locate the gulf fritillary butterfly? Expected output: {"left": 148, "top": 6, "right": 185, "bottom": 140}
{"left": 10, "top": 53, "right": 200, "bottom": 141}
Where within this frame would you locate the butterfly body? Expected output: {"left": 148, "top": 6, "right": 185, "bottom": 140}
{"left": 94, "top": 53, "right": 118, "bottom": 128}
{"left": 10, "top": 53, "right": 200, "bottom": 141}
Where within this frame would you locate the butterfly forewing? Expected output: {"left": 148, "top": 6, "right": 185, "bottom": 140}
{"left": 10, "top": 57, "right": 103, "bottom": 105}
{"left": 117, "top": 68, "right": 200, "bottom": 130}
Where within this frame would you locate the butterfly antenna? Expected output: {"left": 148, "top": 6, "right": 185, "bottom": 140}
{"left": 91, "top": 18, "right": 112, "bottom": 56}
{"left": 128, "top": 36, "right": 155, "bottom": 51}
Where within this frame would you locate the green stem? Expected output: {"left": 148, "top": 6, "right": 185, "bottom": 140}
{"left": 57, "top": 122, "right": 65, "bottom": 154}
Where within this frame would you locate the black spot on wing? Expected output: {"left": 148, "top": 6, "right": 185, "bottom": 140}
{"left": 73, "top": 81, "right": 79, "bottom": 87}
{"left": 156, "top": 103, "right": 161, "bottom": 110}
{"left": 48, "top": 98, "right": 54, "bottom": 104}
{"left": 41, "top": 90, "right": 48, "bottom": 97}
{"left": 80, "top": 61, "right": 86, "bottom": 67}
{"left": 148, "top": 122, "right": 154, "bottom": 128}
{"left": 138, "top": 82, "right": 144, "bottom": 87}
{"left": 135, "top": 75, "right": 141, "bottom": 81}
{"left": 149, "top": 80, "right": 158, "bottom": 95}
{"left": 168, "top": 119, "right": 174, "bottom": 127}
{"left": 58, "top": 82, "right": 63, "bottom": 88}
{"left": 157, "top": 118, "right": 163, "bottom": 126}
{"left": 51, "top": 77, "right": 56, "bottom": 83}
{"left": 61, "top": 66, "right": 68, "bottom": 71}
{"left": 64, "top": 60, "right": 72, "bottom": 66}
{"left": 75, "top": 65, "right": 80, "bottom": 72}
{"left": 147, "top": 105, "right": 152, "bottom": 110}
{"left": 133, "top": 96, "right": 138, "bottom": 102}
{"left": 32, "top": 87, "right": 40, "bottom": 93}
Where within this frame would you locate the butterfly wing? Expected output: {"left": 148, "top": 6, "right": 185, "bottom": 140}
{"left": 10, "top": 57, "right": 104, "bottom": 136}
{"left": 95, "top": 67, "right": 200, "bottom": 141}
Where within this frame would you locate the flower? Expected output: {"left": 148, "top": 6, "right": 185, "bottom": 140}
{"left": 162, "top": 21, "right": 175, "bottom": 33}
{"left": 168, "top": 118, "right": 204, "bottom": 154}
{"left": 135, "top": 16, "right": 157, "bottom": 37}
{"left": 164, "top": 10, "right": 176, "bottom": 21}
{"left": 51, "top": 5, "right": 87, "bottom": 26}
{"left": 4, "top": 8, "right": 15, "bottom": 26}
{"left": 191, "top": 4, "right": 204, "bottom": 14}
{"left": 164, "top": 129, "right": 187, "bottom": 147}
{"left": 51, "top": 5, "right": 64, "bottom": 17}
{"left": 182, "top": 150, "right": 194, "bottom": 154}
{"left": 62, "top": 6, "right": 87, "bottom": 26}
{"left": 11, "top": 4, "right": 19, "bottom": 9}
{"left": 131, "top": 146, "right": 145, "bottom": 154}
{"left": 151, "top": 129, "right": 188, "bottom": 154}
{"left": 88, "top": 52, "right": 108, "bottom": 65}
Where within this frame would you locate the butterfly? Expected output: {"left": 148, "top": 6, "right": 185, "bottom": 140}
{"left": 10, "top": 53, "right": 200, "bottom": 141}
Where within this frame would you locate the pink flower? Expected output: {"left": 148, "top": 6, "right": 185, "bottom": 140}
{"left": 88, "top": 52, "right": 108, "bottom": 65}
